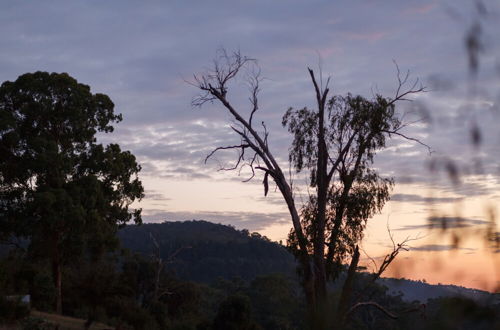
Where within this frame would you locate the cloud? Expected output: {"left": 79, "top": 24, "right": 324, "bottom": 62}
{"left": 403, "top": 3, "right": 437, "bottom": 15}
{"left": 1, "top": 0, "right": 500, "bottom": 227}
{"left": 395, "top": 216, "right": 489, "bottom": 231}
{"left": 144, "top": 190, "right": 171, "bottom": 201}
{"left": 141, "top": 209, "right": 290, "bottom": 232}
{"left": 427, "top": 216, "right": 489, "bottom": 230}
{"left": 390, "top": 193, "right": 461, "bottom": 204}
{"left": 489, "top": 232, "right": 499, "bottom": 251}
{"left": 252, "top": 194, "right": 288, "bottom": 206}
{"left": 409, "top": 244, "right": 475, "bottom": 252}
{"left": 344, "top": 31, "right": 388, "bottom": 42}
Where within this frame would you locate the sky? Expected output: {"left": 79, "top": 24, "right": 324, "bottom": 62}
{"left": 1, "top": 1, "right": 499, "bottom": 291}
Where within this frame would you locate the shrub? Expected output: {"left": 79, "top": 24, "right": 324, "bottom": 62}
{"left": 22, "top": 317, "right": 54, "bottom": 330}
{"left": 0, "top": 295, "right": 30, "bottom": 322}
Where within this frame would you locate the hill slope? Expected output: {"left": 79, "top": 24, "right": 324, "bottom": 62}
{"left": 118, "top": 220, "right": 498, "bottom": 304}
{"left": 380, "top": 277, "right": 498, "bottom": 304}
{"left": 118, "top": 220, "right": 297, "bottom": 283}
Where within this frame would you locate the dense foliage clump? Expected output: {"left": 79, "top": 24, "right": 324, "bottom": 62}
{"left": 0, "top": 72, "right": 144, "bottom": 313}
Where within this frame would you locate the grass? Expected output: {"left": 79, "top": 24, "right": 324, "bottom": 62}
{"left": 30, "top": 310, "right": 114, "bottom": 329}
{"left": 0, "top": 310, "right": 115, "bottom": 330}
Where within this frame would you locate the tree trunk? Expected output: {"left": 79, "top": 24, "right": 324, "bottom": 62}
{"left": 309, "top": 67, "right": 330, "bottom": 329}
{"left": 316, "top": 70, "right": 328, "bottom": 317}
{"left": 52, "top": 254, "right": 62, "bottom": 314}
{"left": 153, "top": 257, "right": 162, "bottom": 302}
{"left": 314, "top": 134, "right": 328, "bottom": 305}
{"left": 337, "top": 246, "right": 360, "bottom": 327}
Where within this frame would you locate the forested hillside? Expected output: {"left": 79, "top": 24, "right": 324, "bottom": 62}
{"left": 380, "top": 278, "right": 498, "bottom": 304}
{"left": 118, "top": 220, "right": 297, "bottom": 283}
{"left": 2, "top": 220, "right": 499, "bottom": 329}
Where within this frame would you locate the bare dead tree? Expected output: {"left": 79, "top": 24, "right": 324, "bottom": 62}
{"left": 149, "top": 232, "right": 191, "bottom": 302}
{"left": 192, "top": 49, "right": 428, "bottom": 329}
{"left": 191, "top": 50, "right": 312, "bottom": 306}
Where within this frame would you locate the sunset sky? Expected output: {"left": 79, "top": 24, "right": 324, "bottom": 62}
{"left": 1, "top": 1, "right": 498, "bottom": 291}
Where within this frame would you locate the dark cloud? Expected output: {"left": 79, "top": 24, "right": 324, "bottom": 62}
{"left": 410, "top": 244, "right": 475, "bottom": 252}
{"left": 489, "top": 232, "right": 499, "bottom": 250}
{"left": 144, "top": 190, "right": 171, "bottom": 202}
{"left": 395, "top": 216, "right": 489, "bottom": 231}
{"left": 427, "top": 216, "right": 489, "bottom": 230}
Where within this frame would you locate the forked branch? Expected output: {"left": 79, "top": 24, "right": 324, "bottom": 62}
{"left": 390, "top": 60, "right": 426, "bottom": 105}
{"left": 371, "top": 223, "right": 421, "bottom": 283}
{"left": 191, "top": 49, "right": 309, "bottom": 257}
{"left": 346, "top": 302, "right": 398, "bottom": 320}
{"left": 345, "top": 301, "right": 427, "bottom": 323}
{"left": 191, "top": 49, "right": 256, "bottom": 107}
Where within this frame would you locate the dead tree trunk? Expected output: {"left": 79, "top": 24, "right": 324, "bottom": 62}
{"left": 309, "top": 68, "right": 329, "bottom": 309}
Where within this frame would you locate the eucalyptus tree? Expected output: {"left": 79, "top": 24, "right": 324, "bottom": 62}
{"left": 0, "top": 72, "right": 144, "bottom": 313}
{"left": 192, "top": 50, "right": 428, "bottom": 328}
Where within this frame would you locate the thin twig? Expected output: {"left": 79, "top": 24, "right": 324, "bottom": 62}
{"left": 346, "top": 301, "right": 398, "bottom": 320}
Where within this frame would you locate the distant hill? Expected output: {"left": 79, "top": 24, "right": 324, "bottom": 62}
{"left": 2, "top": 219, "right": 496, "bottom": 305}
{"left": 118, "top": 220, "right": 297, "bottom": 283}
{"left": 118, "top": 220, "right": 499, "bottom": 304}
{"left": 379, "top": 277, "right": 499, "bottom": 304}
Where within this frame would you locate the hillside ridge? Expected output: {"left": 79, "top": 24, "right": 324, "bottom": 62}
{"left": 118, "top": 220, "right": 498, "bottom": 304}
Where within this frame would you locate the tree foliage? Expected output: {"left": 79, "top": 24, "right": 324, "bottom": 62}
{"left": 193, "top": 50, "right": 427, "bottom": 328}
{"left": 284, "top": 94, "right": 395, "bottom": 280}
{"left": 118, "top": 221, "right": 295, "bottom": 283}
{"left": 0, "top": 71, "right": 144, "bottom": 312}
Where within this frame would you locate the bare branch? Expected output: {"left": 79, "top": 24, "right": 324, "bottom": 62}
{"left": 382, "top": 129, "right": 433, "bottom": 155}
{"left": 361, "top": 246, "right": 379, "bottom": 273}
{"left": 326, "top": 131, "right": 358, "bottom": 182}
{"left": 346, "top": 302, "right": 398, "bottom": 320}
{"left": 165, "top": 245, "right": 192, "bottom": 264}
{"left": 308, "top": 68, "right": 330, "bottom": 108}
{"left": 387, "top": 61, "right": 427, "bottom": 108}
{"left": 191, "top": 49, "right": 256, "bottom": 107}
{"left": 192, "top": 51, "right": 292, "bottom": 194}
{"left": 149, "top": 232, "right": 191, "bottom": 302}
{"left": 241, "top": 151, "right": 259, "bottom": 182}
{"left": 346, "top": 301, "right": 427, "bottom": 323}
{"left": 261, "top": 121, "right": 269, "bottom": 149}
{"left": 247, "top": 65, "right": 262, "bottom": 127}
{"left": 371, "top": 225, "right": 422, "bottom": 283}
{"left": 204, "top": 144, "right": 250, "bottom": 164}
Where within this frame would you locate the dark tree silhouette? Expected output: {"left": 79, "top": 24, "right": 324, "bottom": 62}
{"left": 0, "top": 72, "right": 144, "bottom": 313}
{"left": 192, "top": 49, "right": 428, "bottom": 328}
{"left": 213, "top": 293, "right": 259, "bottom": 330}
